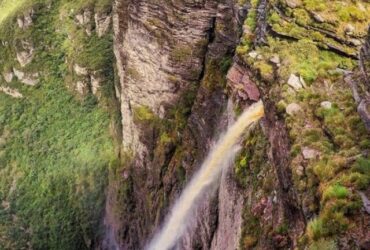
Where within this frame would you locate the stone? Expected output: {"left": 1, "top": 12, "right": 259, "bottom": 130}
{"left": 296, "top": 165, "right": 304, "bottom": 176}
{"left": 286, "top": 0, "right": 302, "bottom": 8}
{"left": 21, "top": 73, "right": 39, "bottom": 86}
{"left": 320, "top": 101, "right": 332, "bottom": 109}
{"left": 270, "top": 55, "right": 280, "bottom": 64}
{"left": 311, "top": 12, "right": 324, "bottom": 23}
{"left": 76, "top": 81, "right": 89, "bottom": 96}
{"left": 75, "top": 13, "right": 84, "bottom": 25}
{"left": 350, "top": 39, "right": 362, "bottom": 46}
{"left": 13, "top": 68, "right": 39, "bottom": 86}
{"left": 17, "top": 18, "right": 24, "bottom": 29}
{"left": 286, "top": 103, "right": 302, "bottom": 116}
{"left": 243, "top": 83, "right": 260, "bottom": 101}
{"left": 240, "top": 73, "right": 260, "bottom": 101}
{"left": 3, "top": 72, "right": 14, "bottom": 83}
{"left": 0, "top": 86, "right": 23, "bottom": 98}
{"left": 90, "top": 74, "right": 101, "bottom": 95}
{"left": 16, "top": 41, "right": 34, "bottom": 67}
{"left": 13, "top": 68, "right": 25, "bottom": 79}
{"left": 302, "top": 147, "right": 320, "bottom": 160}
{"left": 248, "top": 51, "right": 258, "bottom": 59}
{"left": 95, "top": 13, "right": 111, "bottom": 37}
{"left": 345, "top": 24, "right": 355, "bottom": 34}
{"left": 226, "top": 65, "right": 243, "bottom": 84}
{"left": 74, "top": 64, "right": 88, "bottom": 76}
{"left": 287, "top": 74, "right": 304, "bottom": 91}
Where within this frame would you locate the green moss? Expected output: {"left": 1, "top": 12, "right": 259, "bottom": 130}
{"left": 133, "top": 105, "right": 156, "bottom": 122}
{"left": 171, "top": 45, "right": 192, "bottom": 62}
{"left": 234, "top": 126, "right": 269, "bottom": 188}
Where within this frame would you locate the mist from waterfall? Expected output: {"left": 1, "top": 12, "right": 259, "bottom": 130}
{"left": 147, "top": 101, "right": 265, "bottom": 250}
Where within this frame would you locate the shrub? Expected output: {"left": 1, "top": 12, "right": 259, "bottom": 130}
{"left": 307, "top": 218, "right": 325, "bottom": 241}
{"left": 322, "top": 184, "right": 349, "bottom": 202}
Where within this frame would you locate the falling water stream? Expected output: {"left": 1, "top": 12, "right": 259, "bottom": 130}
{"left": 147, "top": 101, "right": 265, "bottom": 250}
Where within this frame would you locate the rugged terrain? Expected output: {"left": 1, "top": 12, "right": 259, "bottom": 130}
{"left": 0, "top": 0, "right": 369, "bottom": 249}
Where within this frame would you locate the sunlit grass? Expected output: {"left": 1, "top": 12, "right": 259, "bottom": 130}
{"left": 0, "top": 0, "right": 28, "bottom": 26}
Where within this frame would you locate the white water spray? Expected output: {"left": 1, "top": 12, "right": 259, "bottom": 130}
{"left": 147, "top": 101, "right": 265, "bottom": 250}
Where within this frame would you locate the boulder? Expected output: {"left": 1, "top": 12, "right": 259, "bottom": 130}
{"left": 302, "top": 147, "right": 320, "bottom": 160}
{"left": 270, "top": 55, "right": 280, "bottom": 64}
{"left": 311, "top": 12, "right": 324, "bottom": 23}
{"left": 296, "top": 165, "right": 304, "bottom": 177}
{"left": 320, "top": 101, "right": 332, "bottom": 109}
{"left": 74, "top": 64, "right": 88, "bottom": 76}
{"left": 21, "top": 73, "right": 39, "bottom": 86}
{"left": 3, "top": 72, "right": 14, "bottom": 83}
{"left": 286, "top": 0, "right": 302, "bottom": 8}
{"left": 287, "top": 74, "right": 304, "bottom": 91}
{"left": 13, "top": 68, "right": 39, "bottom": 86}
{"left": 0, "top": 86, "right": 23, "bottom": 98}
{"left": 248, "top": 51, "right": 259, "bottom": 59}
{"left": 226, "top": 65, "right": 243, "bottom": 84}
{"left": 13, "top": 68, "right": 25, "bottom": 79}
{"left": 286, "top": 103, "right": 302, "bottom": 116}
{"left": 345, "top": 24, "right": 355, "bottom": 34}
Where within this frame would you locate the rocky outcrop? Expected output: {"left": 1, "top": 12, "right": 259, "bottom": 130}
{"left": 17, "top": 9, "right": 34, "bottom": 29}
{"left": 109, "top": 0, "right": 247, "bottom": 248}
{"left": 16, "top": 40, "right": 34, "bottom": 67}
{"left": 75, "top": 9, "right": 93, "bottom": 36}
{"left": 13, "top": 68, "right": 39, "bottom": 86}
{"left": 95, "top": 12, "right": 112, "bottom": 37}
{"left": 0, "top": 86, "right": 23, "bottom": 98}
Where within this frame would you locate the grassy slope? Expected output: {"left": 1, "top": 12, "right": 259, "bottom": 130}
{"left": 0, "top": 0, "right": 116, "bottom": 249}
{"left": 235, "top": 0, "right": 370, "bottom": 249}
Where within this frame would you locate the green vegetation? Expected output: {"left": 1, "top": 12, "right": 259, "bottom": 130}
{"left": 0, "top": 0, "right": 117, "bottom": 249}
{"left": 235, "top": 0, "right": 370, "bottom": 248}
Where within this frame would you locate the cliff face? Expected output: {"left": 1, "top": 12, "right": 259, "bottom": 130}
{"left": 110, "top": 0, "right": 247, "bottom": 248}
{"left": 109, "top": 0, "right": 370, "bottom": 249}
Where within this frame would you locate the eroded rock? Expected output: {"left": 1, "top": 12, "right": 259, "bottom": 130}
{"left": 74, "top": 64, "right": 88, "bottom": 76}
{"left": 95, "top": 12, "right": 111, "bottom": 37}
{"left": 76, "top": 81, "right": 89, "bottom": 96}
{"left": 0, "top": 86, "right": 23, "bottom": 98}
{"left": 13, "top": 68, "right": 39, "bottom": 86}
{"left": 2, "top": 72, "right": 14, "bottom": 83}
{"left": 17, "top": 9, "right": 34, "bottom": 29}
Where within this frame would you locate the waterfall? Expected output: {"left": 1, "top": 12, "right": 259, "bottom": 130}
{"left": 147, "top": 100, "right": 265, "bottom": 250}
